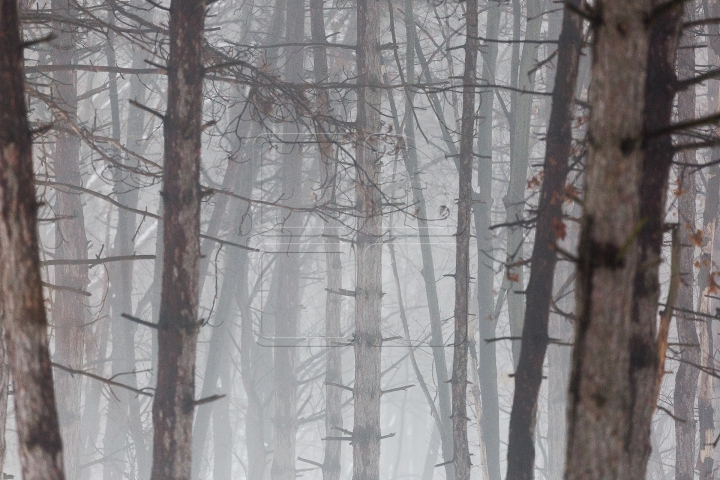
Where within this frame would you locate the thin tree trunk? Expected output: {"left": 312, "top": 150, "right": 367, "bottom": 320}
{"left": 564, "top": 0, "right": 653, "bottom": 475}
{"left": 353, "top": 0, "right": 383, "bottom": 478}
{"left": 149, "top": 0, "right": 205, "bottom": 475}
{"left": 475, "top": 4, "right": 502, "bottom": 478}
{"left": 451, "top": 2, "right": 477, "bottom": 480}
{"left": 103, "top": 13, "right": 152, "bottom": 477}
{"left": 504, "top": 0, "right": 543, "bottom": 367}
{"left": 674, "top": 6, "right": 700, "bottom": 478}
{"left": 505, "top": 1, "right": 583, "bottom": 477}
{"left": 383, "top": 4, "right": 455, "bottom": 476}
{"left": 0, "top": 1, "right": 66, "bottom": 476}
{"left": 309, "top": 2, "right": 344, "bottom": 480}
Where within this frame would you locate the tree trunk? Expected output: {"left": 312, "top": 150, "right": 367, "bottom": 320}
{"left": 149, "top": 0, "right": 205, "bottom": 475}
{"left": 451, "top": 2, "right": 477, "bottom": 480}
{"left": 50, "top": 0, "right": 88, "bottom": 475}
{"left": 564, "top": 0, "right": 653, "bottom": 476}
{"left": 309, "top": 3, "right": 345, "bottom": 480}
{"left": 0, "top": 1, "right": 66, "bottom": 476}
{"left": 475, "top": 4, "right": 502, "bottom": 478}
{"left": 504, "top": 0, "right": 543, "bottom": 367}
{"left": 353, "top": 1, "right": 383, "bottom": 478}
{"left": 674, "top": 5, "right": 700, "bottom": 478}
{"left": 505, "top": 1, "right": 583, "bottom": 477}
{"left": 270, "top": 3, "right": 305, "bottom": 480}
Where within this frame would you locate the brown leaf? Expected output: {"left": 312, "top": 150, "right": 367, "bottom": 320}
{"left": 552, "top": 218, "right": 567, "bottom": 240}
{"left": 690, "top": 229, "right": 703, "bottom": 247}
{"left": 709, "top": 273, "right": 719, "bottom": 295}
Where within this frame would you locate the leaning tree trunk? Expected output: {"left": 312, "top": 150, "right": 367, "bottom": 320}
{"left": 0, "top": 1, "right": 66, "bottom": 477}
{"left": 50, "top": 0, "right": 88, "bottom": 475}
{"left": 149, "top": 0, "right": 205, "bottom": 476}
{"left": 564, "top": 0, "right": 653, "bottom": 476}
{"left": 505, "top": 1, "right": 583, "bottom": 477}
{"left": 353, "top": 0, "right": 383, "bottom": 479}
{"left": 451, "top": 2, "right": 477, "bottom": 480}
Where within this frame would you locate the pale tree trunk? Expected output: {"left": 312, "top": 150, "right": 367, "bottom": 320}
{"left": 0, "top": 1, "right": 66, "bottom": 476}
{"left": 149, "top": 0, "right": 205, "bottom": 475}
{"left": 694, "top": 41, "right": 720, "bottom": 480}
{"left": 697, "top": 241, "right": 716, "bottom": 480}
{"left": 674, "top": 5, "right": 700, "bottom": 478}
{"left": 309, "top": 2, "right": 344, "bottom": 480}
{"left": 451, "top": 2, "right": 477, "bottom": 480}
{"left": 191, "top": 109, "right": 252, "bottom": 480}
{"left": 564, "top": 0, "right": 653, "bottom": 476}
{"left": 50, "top": 0, "right": 87, "bottom": 475}
{"left": 504, "top": 0, "right": 543, "bottom": 366}
{"left": 103, "top": 13, "right": 152, "bottom": 478}
{"left": 505, "top": 0, "right": 583, "bottom": 476}
{"left": 270, "top": 3, "right": 305, "bottom": 480}
{"left": 383, "top": 3, "right": 456, "bottom": 477}
{"left": 236, "top": 138, "right": 270, "bottom": 480}
{"left": 353, "top": 0, "right": 383, "bottom": 478}
{"left": 475, "top": 4, "right": 501, "bottom": 478}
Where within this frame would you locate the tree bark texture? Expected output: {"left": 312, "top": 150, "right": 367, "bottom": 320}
{"left": 674, "top": 6, "right": 700, "bottom": 478}
{"left": 0, "top": 1, "right": 66, "bottom": 477}
{"left": 564, "top": 0, "right": 653, "bottom": 476}
{"left": 451, "top": 3, "right": 477, "bottom": 480}
{"left": 309, "top": 3, "right": 344, "bottom": 480}
{"left": 353, "top": 1, "right": 383, "bottom": 479}
{"left": 149, "top": 0, "right": 205, "bottom": 475}
{"left": 50, "top": 0, "right": 88, "bottom": 475}
{"left": 625, "top": 1, "right": 683, "bottom": 477}
{"left": 505, "top": 1, "right": 583, "bottom": 477}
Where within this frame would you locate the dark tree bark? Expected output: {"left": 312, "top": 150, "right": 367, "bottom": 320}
{"left": 149, "top": 0, "right": 206, "bottom": 476}
{"left": 625, "top": 0, "right": 683, "bottom": 476}
{"left": 50, "top": 0, "right": 88, "bottom": 475}
{"left": 505, "top": 1, "right": 583, "bottom": 477}
{"left": 353, "top": 0, "right": 383, "bottom": 479}
{"left": 451, "top": 2, "right": 477, "bottom": 480}
{"left": 0, "top": 1, "right": 66, "bottom": 477}
{"left": 564, "top": 0, "right": 653, "bottom": 475}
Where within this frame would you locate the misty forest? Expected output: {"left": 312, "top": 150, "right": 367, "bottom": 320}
{"left": 4, "top": 0, "right": 720, "bottom": 478}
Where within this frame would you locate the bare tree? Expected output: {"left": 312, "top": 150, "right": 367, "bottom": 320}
{"left": 0, "top": 1, "right": 66, "bottom": 477}
{"left": 451, "top": 2, "right": 477, "bottom": 480}
{"left": 352, "top": 0, "right": 383, "bottom": 478}
{"left": 564, "top": 0, "right": 655, "bottom": 476}
{"left": 149, "top": 0, "right": 206, "bottom": 476}
{"left": 505, "top": 0, "right": 583, "bottom": 477}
